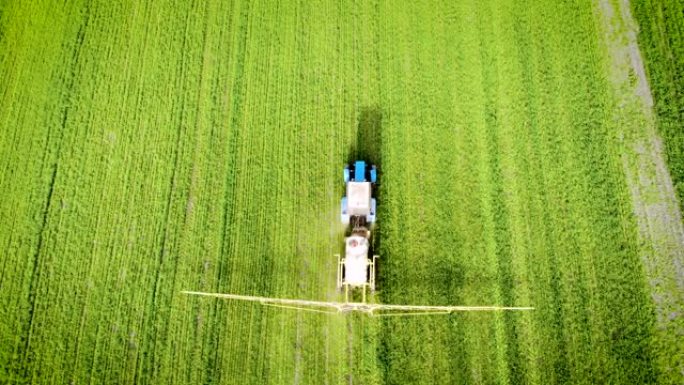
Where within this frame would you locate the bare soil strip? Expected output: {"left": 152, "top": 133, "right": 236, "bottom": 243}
{"left": 597, "top": 0, "right": 684, "bottom": 378}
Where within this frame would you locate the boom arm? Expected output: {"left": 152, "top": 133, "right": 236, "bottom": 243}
{"left": 181, "top": 291, "right": 534, "bottom": 315}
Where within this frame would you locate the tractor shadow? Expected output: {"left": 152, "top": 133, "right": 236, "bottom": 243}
{"left": 349, "top": 107, "right": 383, "bottom": 167}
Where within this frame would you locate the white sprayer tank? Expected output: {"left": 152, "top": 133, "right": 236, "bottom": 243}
{"left": 344, "top": 235, "right": 369, "bottom": 286}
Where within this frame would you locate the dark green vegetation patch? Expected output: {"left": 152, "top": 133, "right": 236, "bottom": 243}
{"left": 632, "top": 0, "right": 684, "bottom": 213}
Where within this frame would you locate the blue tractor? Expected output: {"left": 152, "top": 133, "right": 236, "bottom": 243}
{"left": 341, "top": 160, "right": 377, "bottom": 225}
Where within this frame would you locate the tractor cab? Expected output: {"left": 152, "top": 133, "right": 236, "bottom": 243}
{"left": 341, "top": 160, "right": 377, "bottom": 224}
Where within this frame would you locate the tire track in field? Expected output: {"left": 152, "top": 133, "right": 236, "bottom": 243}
{"left": 21, "top": 0, "right": 92, "bottom": 372}
{"left": 201, "top": 0, "right": 250, "bottom": 380}
{"left": 596, "top": 0, "right": 684, "bottom": 380}
{"left": 129, "top": 2, "right": 191, "bottom": 381}
{"left": 474, "top": 1, "right": 524, "bottom": 381}
{"left": 507, "top": 3, "right": 569, "bottom": 381}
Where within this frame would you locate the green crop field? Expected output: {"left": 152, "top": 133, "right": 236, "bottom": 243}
{"left": 1, "top": 0, "right": 682, "bottom": 384}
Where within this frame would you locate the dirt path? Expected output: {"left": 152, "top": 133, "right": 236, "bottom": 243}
{"left": 596, "top": 0, "right": 684, "bottom": 379}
